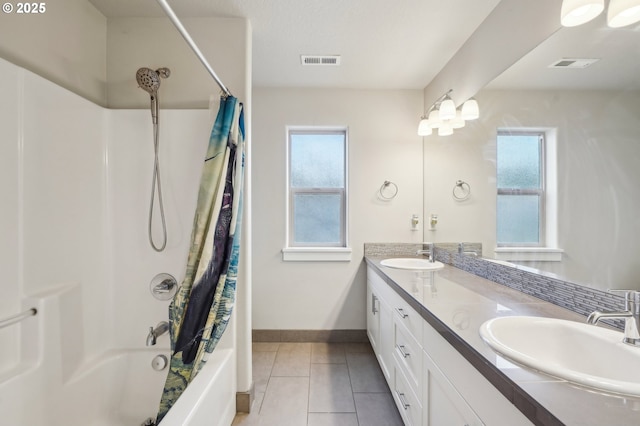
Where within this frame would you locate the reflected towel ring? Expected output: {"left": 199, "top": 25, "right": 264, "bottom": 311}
{"left": 453, "top": 180, "right": 471, "bottom": 201}
{"left": 379, "top": 180, "right": 398, "bottom": 200}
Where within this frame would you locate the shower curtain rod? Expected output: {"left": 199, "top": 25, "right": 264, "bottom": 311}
{"left": 156, "top": 0, "right": 233, "bottom": 98}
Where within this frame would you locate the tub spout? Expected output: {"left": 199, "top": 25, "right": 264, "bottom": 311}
{"left": 146, "top": 321, "right": 169, "bottom": 346}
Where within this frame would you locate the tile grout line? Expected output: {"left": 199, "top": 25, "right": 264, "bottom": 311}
{"left": 345, "top": 350, "right": 361, "bottom": 426}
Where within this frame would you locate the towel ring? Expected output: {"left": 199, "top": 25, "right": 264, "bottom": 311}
{"left": 379, "top": 180, "right": 398, "bottom": 200}
{"left": 453, "top": 180, "right": 471, "bottom": 201}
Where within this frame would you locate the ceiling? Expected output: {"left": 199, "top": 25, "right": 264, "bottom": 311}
{"left": 89, "top": 0, "right": 640, "bottom": 91}
{"left": 89, "top": 0, "right": 502, "bottom": 89}
{"left": 488, "top": 12, "right": 640, "bottom": 90}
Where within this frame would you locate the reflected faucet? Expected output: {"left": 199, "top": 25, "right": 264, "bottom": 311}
{"left": 146, "top": 321, "right": 169, "bottom": 346}
{"left": 587, "top": 290, "right": 640, "bottom": 347}
{"left": 416, "top": 242, "right": 435, "bottom": 263}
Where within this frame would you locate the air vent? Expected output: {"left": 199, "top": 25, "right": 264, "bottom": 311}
{"left": 301, "top": 55, "right": 341, "bottom": 66}
{"left": 548, "top": 58, "right": 600, "bottom": 69}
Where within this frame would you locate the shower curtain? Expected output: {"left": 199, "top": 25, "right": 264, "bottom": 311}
{"left": 157, "top": 95, "right": 245, "bottom": 422}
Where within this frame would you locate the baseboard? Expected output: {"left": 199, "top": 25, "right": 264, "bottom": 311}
{"left": 236, "top": 382, "right": 254, "bottom": 413}
{"left": 252, "top": 329, "right": 368, "bottom": 343}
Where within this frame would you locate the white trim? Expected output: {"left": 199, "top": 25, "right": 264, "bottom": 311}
{"left": 282, "top": 247, "right": 352, "bottom": 262}
{"left": 493, "top": 247, "right": 563, "bottom": 262}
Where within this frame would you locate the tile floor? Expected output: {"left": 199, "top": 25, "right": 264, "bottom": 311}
{"left": 232, "top": 342, "right": 404, "bottom": 426}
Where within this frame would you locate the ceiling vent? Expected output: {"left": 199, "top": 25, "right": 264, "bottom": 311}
{"left": 301, "top": 55, "right": 341, "bottom": 66}
{"left": 548, "top": 58, "right": 600, "bottom": 69}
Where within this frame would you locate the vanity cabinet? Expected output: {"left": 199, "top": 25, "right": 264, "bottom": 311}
{"left": 366, "top": 266, "right": 532, "bottom": 426}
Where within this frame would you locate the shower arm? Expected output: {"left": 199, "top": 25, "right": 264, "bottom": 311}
{"left": 155, "top": 0, "right": 233, "bottom": 98}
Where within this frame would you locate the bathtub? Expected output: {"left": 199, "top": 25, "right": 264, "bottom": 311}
{"left": 0, "top": 290, "right": 237, "bottom": 426}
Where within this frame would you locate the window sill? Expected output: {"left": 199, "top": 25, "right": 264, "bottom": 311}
{"left": 282, "top": 247, "right": 352, "bottom": 262}
{"left": 493, "top": 247, "right": 563, "bottom": 262}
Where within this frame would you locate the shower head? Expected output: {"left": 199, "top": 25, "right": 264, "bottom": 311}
{"left": 136, "top": 67, "right": 170, "bottom": 125}
{"left": 136, "top": 67, "right": 171, "bottom": 94}
{"left": 136, "top": 67, "right": 160, "bottom": 94}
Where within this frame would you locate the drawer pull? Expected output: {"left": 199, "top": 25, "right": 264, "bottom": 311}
{"left": 372, "top": 294, "right": 378, "bottom": 314}
{"left": 395, "top": 307, "right": 408, "bottom": 318}
{"left": 396, "top": 391, "right": 411, "bottom": 409}
{"left": 397, "top": 344, "right": 410, "bottom": 358}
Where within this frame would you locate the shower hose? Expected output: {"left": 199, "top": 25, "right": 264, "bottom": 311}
{"left": 149, "top": 121, "right": 167, "bottom": 252}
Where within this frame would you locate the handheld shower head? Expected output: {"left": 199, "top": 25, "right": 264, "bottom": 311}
{"left": 136, "top": 67, "right": 161, "bottom": 94}
{"left": 136, "top": 67, "right": 170, "bottom": 125}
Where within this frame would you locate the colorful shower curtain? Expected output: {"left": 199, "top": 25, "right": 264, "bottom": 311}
{"left": 156, "top": 95, "right": 245, "bottom": 423}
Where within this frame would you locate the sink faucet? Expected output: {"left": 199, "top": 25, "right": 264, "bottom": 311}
{"left": 587, "top": 290, "right": 640, "bottom": 347}
{"left": 146, "top": 321, "right": 170, "bottom": 346}
{"left": 416, "top": 242, "right": 435, "bottom": 263}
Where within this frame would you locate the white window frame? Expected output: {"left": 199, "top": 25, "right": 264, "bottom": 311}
{"left": 494, "top": 128, "right": 562, "bottom": 262}
{"left": 283, "top": 126, "right": 351, "bottom": 262}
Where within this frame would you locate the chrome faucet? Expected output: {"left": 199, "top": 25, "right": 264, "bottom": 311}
{"left": 146, "top": 321, "right": 170, "bottom": 346}
{"left": 416, "top": 242, "right": 435, "bottom": 263}
{"left": 587, "top": 290, "right": 640, "bottom": 346}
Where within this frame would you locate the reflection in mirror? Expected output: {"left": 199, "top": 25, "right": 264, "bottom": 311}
{"left": 423, "top": 15, "right": 640, "bottom": 292}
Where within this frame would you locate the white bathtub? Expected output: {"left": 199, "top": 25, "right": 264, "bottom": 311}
{"left": 0, "top": 290, "right": 237, "bottom": 426}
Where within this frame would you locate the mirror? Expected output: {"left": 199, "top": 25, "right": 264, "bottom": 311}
{"left": 423, "top": 16, "right": 640, "bottom": 292}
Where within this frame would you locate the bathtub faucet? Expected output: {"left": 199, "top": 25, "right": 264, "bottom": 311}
{"left": 146, "top": 321, "right": 170, "bottom": 346}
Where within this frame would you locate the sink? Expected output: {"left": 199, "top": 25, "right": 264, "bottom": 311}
{"left": 380, "top": 258, "right": 444, "bottom": 270}
{"left": 480, "top": 316, "right": 640, "bottom": 396}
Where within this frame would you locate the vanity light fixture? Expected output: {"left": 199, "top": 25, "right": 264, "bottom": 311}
{"left": 561, "top": 0, "right": 640, "bottom": 27}
{"left": 417, "top": 90, "right": 480, "bottom": 137}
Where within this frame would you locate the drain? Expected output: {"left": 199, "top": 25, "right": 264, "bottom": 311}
{"left": 151, "top": 354, "right": 168, "bottom": 371}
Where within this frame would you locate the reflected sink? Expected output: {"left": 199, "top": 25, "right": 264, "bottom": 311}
{"left": 480, "top": 316, "right": 640, "bottom": 396}
{"left": 380, "top": 258, "right": 444, "bottom": 270}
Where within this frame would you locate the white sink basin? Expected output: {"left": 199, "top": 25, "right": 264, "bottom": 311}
{"left": 380, "top": 258, "right": 444, "bottom": 270}
{"left": 480, "top": 316, "right": 640, "bottom": 396}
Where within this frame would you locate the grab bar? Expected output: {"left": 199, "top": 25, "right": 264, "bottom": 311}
{"left": 0, "top": 308, "right": 37, "bottom": 330}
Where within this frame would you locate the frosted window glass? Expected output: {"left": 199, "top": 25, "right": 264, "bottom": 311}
{"left": 293, "top": 193, "right": 341, "bottom": 244}
{"left": 290, "top": 133, "right": 345, "bottom": 188}
{"left": 497, "top": 195, "right": 540, "bottom": 244}
{"left": 497, "top": 134, "right": 541, "bottom": 189}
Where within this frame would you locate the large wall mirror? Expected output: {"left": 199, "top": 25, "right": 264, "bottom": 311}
{"left": 423, "top": 15, "right": 640, "bottom": 292}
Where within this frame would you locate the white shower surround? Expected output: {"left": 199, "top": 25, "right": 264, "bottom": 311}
{"left": 0, "top": 57, "right": 242, "bottom": 425}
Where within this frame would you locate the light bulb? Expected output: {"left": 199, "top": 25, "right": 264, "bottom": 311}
{"left": 438, "top": 123, "right": 453, "bottom": 136}
{"left": 427, "top": 110, "right": 442, "bottom": 129}
{"left": 561, "top": 0, "right": 604, "bottom": 26}
{"left": 461, "top": 98, "right": 479, "bottom": 120}
{"left": 608, "top": 0, "right": 640, "bottom": 27}
{"left": 438, "top": 97, "right": 456, "bottom": 121}
{"left": 418, "top": 117, "right": 432, "bottom": 136}
{"left": 451, "top": 110, "right": 466, "bottom": 129}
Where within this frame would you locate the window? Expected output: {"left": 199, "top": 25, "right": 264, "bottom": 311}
{"left": 496, "top": 131, "right": 545, "bottom": 246}
{"left": 286, "top": 128, "right": 348, "bottom": 256}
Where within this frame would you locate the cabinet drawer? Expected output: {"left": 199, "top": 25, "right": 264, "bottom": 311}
{"left": 392, "top": 295, "right": 423, "bottom": 344}
{"left": 394, "top": 320, "right": 422, "bottom": 399}
{"left": 394, "top": 363, "right": 422, "bottom": 426}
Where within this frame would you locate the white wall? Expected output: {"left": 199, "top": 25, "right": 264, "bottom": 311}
{"left": 252, "top": 88, "right": 423, "bottom": 330}
{"left": 0, "top": 57, "right": 108, "bottom": 375}
{"left": 107, "top": 17, "right": 249, "bottom": 109}
{"left": 0, "top": 0, "right": 107, "bottom": 105}
{"left": 423, "top": 89, "right": 640, "bottom": 290}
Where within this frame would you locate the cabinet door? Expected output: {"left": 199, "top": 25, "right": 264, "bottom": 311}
{"left": 366, "top": 281, "right": 380, "bottom": 353}
{"left": 378, "top": 294, "right": 394, "bottom": 384}
{"left": 423, "top": 351, "right": 484, "bottom": 426}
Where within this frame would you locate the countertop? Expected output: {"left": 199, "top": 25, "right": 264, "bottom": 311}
{"left": 365, "top": 257, "right": 640, "bottom": 426}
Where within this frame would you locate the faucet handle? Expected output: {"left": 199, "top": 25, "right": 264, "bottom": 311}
{"left": 608, "top": 290, "right": 640, "bottom": 311}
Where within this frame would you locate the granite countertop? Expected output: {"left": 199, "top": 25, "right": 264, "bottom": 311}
{"left": 365, "top": 256, "right": 640, "bottom": 426}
